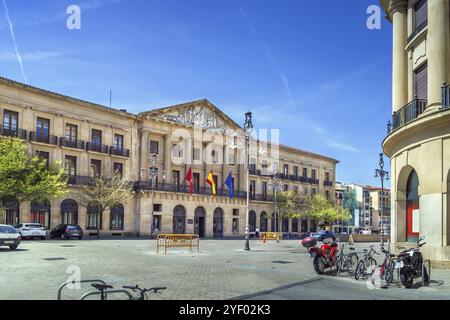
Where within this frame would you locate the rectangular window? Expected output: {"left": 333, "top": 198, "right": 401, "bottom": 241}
{"left": 283, "top": 164, "right": 289, "bottom": 176}
{"left": 325, "top": 190, "right": 330, "bottom": 200}
{"left": 90, "top": 159, "right": 101, "bottom": 177}
{"left": 303, "top": 168, "right": 308, "bottom": 178}
{"left": 193, "top": 147, "right": 201, "bottom": 161}
{"left": 150, "top": 140, "right": 159, "bottom": 154}
{"left": 64, "top": 156, "right": 77, "bottom": 176}
{"left": 172, "top": 170, "right": 180, "bottom": 191}
{"left": 311, "top": 169, "right": 317, "bottom": 180}
{"left": 114, "top": 134, "right": 124, "bottom": 150}
{"left": 153, "top": 204, "right": 162, "bottom": 212}
{"left": 232, "top": 218, "right": 239, "bottom": 233}
{"left": 294, "top": 166, "right": 298, "bottom": 177}
{"left": 262, "top": 182, "right": 268, "bottom": 197}
{"left": 113, "top": 162, "right": 123, "bottom": 178}
{"left": 91, "top": 129, "right": 102, "bottom": 145}
{"left": 233, "top": 209, "right": 239, "bottom": 216}
{"left": 325, "top": 172, "right": 330, "bottom": 181}
{"left": 37, "top": 151, "right": 50, "bottom": 167}
{"left": 284, "top": 185, "right": 289, "bottom": 191}
{"left": 414, "top": 0, "right": 427, "bottom": 31}
{"left": 193, "top": 172, "right": 200, "bottom": 193}
{"left": 36, "top": 117, "right": 50, "bottom": 139}
{"left": 172, "top": 144, "right": 182, "bottom": 158}
{"left": 3, "top": 110, "right": 18, "bottom": 135}
{"left": 65, "top": 124, "right": 77, "bottom": 142}
{"left": 250, "top": 180, "right": 256, "bottom": 199}
{"left": 414, "top": 63, "right": 428, "bottom": 100}
{"left": 312, "top": 188, "right": 316, "bottom": 195}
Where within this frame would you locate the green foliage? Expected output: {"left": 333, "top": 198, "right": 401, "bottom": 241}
{"left": 0, "top": 137, "right": 67, "bottom": 207}
{"left": 276, "top": 191, "right": 351, "bottom": 226}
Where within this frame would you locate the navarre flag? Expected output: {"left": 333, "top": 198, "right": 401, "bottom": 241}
{"left": 205, "top": 171, "right": 216, "bottom": 196}
{"left": 225, "top": 172, "right": 234, "bottom": 199}
{"left": 185, "top": 166, "right": 193, "bottom": 194}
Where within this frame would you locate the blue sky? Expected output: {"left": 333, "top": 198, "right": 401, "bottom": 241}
{"left": 0, "top": 0, "right": 392, "bottom": 186}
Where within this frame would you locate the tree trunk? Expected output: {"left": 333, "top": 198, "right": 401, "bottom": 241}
{"left": 96, "top": 212, "right": 100, "bottom": 239}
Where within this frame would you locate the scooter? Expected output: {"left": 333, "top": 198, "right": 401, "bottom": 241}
{"left": 302, "top": 236, "right": 339, "bottom": 275}
{"left": 395, "top": 236, "right": 429, "bottom": 288}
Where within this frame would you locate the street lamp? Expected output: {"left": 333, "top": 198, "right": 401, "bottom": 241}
{"left": 269, "top": 175, "right": 284, "bottom": 242}
{"left": 140, "top": 154, "right": 165, "bottom": 238}
{"left": 374, "top": 153, "right": 389, "bottom": 247}
{"left": 244, "top": 111, "right": 253, "bottom": 251}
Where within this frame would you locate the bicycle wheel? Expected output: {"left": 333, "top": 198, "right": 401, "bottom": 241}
{"left": 347, "top": 253, "right": 359, "bottom": 275}
{"left": 362, "top": 258, "right": 377, "bottom": 279}
{"left": 355, "top": 260, "right": 365, "bottom": 280}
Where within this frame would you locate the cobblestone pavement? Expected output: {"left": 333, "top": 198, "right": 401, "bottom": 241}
{"left": 1, "top": 239, "right": 449, "bottom": 300}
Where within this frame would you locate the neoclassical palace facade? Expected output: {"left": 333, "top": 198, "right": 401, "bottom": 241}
{"left": 0, "top": 76, "right": 337, "bottom": 237}
{"left": 381, "top": 0, "right": 450, "bottom": 263}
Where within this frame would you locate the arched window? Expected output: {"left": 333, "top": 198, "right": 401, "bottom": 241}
{"left": 194, "top": 206, "right": 206, "bottom": 237}
{"left": 3, "top": 199, "right": 19, "bottom": 226}
{"left": 260, "top": 212, "right": 268, "bottom": 232}
{"left": 110, "top": 204, "right": 124, "bottom": 230}
{"left": 31, "top": 201, "right": 51, "bottom": 229}
{"left": 87, "top": 204, "right": 101, "bottom": 230}
{"left": 60, "top": 199, "right": 78, "bottom": 225}
{"left": 406, "top": 170, "right": 420, "bottom": 242}
{"left": 249, "top": 211, "right": 256, "bottom": 232}
{"left": 282, "top": 218, "right": 289, "bottom": 232}
{"left": 173, "top": 205, "right": 186, "bottom": 234}
{"left": 213, "top": 208, "right": 224, "bottom": 237}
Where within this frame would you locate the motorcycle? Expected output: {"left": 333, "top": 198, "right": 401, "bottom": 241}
{"left": 395, "top": 236, "right": 429, "bottom": 288}
{"left": 302, "top": 236, "right": 339, "bottom": 275}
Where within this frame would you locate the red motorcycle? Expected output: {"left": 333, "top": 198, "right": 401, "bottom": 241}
{"left": 302, "top": 236, "right": 339, "bottom": 274}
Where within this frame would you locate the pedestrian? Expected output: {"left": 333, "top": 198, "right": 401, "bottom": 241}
{"left": 255, "top": 227, "right": 260, "bottom": 239}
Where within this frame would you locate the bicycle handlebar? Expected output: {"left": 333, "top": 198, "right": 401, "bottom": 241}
{"left": 123, "top": 285, "right": 167, "bottom": 293}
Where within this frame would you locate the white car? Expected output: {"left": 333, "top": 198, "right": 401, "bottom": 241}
{"left": 0, "top": 224, "right": 21, "bottom": 250}
{"left": 15, "top": 223, "right": 46, "bottom": 240}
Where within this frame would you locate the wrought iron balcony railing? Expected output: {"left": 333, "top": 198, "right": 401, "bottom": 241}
{"left": 60, "top": 137, "right": 85, "bottom": 150}
{"left": 324, "top": 180, "right": 333, "bottom": 187}
{"left": 407, "top": 19, "right": 428, "bottom": 43}
{"left": 0, "top": 126, "right": 27, "bottom": 139}
{"left": 63, "top": 175, "right": 95, "bottom": 186}
{"left": 86, "top": 142, "right": 109, "bottom": 154}
{"left": 387, "top": 99, "right": 427, "bottom": 134}
{"left": 29, "top": 132, "right": 58, "bottom": 145}
{"left": 110, "top": 146, "right": 130, "bottom": 157}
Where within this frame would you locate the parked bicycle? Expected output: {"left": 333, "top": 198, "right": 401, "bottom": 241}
{"left": 335, "top": 243, "right": 359, "bottom": 276}
{"left": 354, "top": 246, "right": 379, "bottom": 280}
{"left": 370, "top": 247, "right": 397, "bottom": 288}
{"left": 79, "top": 283, "right": 166, "bottom": 300}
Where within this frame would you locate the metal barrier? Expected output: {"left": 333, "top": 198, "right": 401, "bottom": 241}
{"left": 156, "top": 234, "right": 200, "bottom": 255}
{"left": 259, "top": 232, "right": 282, "bottom": 243}
{"left": 57, "top": 279, "right": 106, "bottom": 300}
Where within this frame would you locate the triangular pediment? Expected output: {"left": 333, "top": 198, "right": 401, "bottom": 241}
{"left": 139, "top": 99, "right": 242, "bottom": 133}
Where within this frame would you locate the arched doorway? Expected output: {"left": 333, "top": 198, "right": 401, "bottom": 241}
{"left": 110, "top": 204, "right": 124, "bottom": 230}
{"left": 173, "top": 205, "right": 186, "bottom": 234}
{"left": 249, "top": 211, "right": 256, "bottom": 232}
{"left": 60, "top": 199, "right": 78, "bottom": 225}
{"left": 282, "top": 218, "right": 289, "bottom": 232}
{"left": 213, "top": 208, "right": 223, "bottom": 237}
{"left": 194, "top": 206, "right": 206, "bottom": 237}
{"left": 3, "top": 199, "right": 19, "bottom": 225}
{"left": 271, "top": 213, "right": 276, "bottom": 232}
{"left": 406, "top": 170, "right": 420, "bottom": 242}
{"left": 260, "top": 212, "right": 268, "bottom": 232}
{"left": 31, "top": 201, "right": 51, "bottom": 229}
{"left": 87, "top": 204, "right": 101, "bottom": 230}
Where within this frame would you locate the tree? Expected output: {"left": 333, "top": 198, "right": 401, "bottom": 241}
{"left": 77, "top": 171, "right": 132, "bottom": 239}
{"left": 0, "top": 137, "right": 67, "bottom": 218}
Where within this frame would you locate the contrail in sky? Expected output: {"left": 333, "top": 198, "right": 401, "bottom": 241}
{"left": 2, "top": 0, "right": 27, "bottom": 83}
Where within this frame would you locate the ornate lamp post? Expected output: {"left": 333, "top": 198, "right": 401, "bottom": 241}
{"left": 374, "top": 153, "right": 389, "bottom": 247}
{"left": 244, "top": 111, "right": 253, "bottom": 251}
{"left": 140, "top": 154, "right": 165, "bottom": 237}
{"left": 269, "top": 175, "right": 284, "bottom": 242}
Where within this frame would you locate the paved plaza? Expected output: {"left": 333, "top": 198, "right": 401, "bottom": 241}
{"left": 1, "top": 239, "right": 450, "bottom": 300}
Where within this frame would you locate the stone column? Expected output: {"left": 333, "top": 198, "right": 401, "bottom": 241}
{"left": 427, "top": 0, "right": 449, "bottom": 110}
{"left": 164, "top": 134, "right": 172, "bottom": 182}
{"left": 391, "top": 0, "right": 408, "bottom": 112}
{"left": 139, "top": 131, "right": 149, "bottom": 180}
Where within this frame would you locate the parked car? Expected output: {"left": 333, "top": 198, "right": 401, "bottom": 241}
{"left": 0, "top": 224, "right": 21, "bottom": 250}
{"left": 50, "top": 225, "right": 83, "bottom": 240}
{"left": 15, "top": 223, "right": 46, "bottom": 240}
{"left": 311, "top": 230, "right": 335, "bottom": 242}
{"left": 299, "top": 232, "right": 310, "bottom": 239}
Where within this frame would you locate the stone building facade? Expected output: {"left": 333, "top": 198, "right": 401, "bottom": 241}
{"left": 381, "top": 0, "right": 450, "bottom": 263}
{"left": 0, "top": 76, "right": 337, "bottom": 237}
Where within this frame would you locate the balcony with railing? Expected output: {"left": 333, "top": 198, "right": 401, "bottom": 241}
{"left": 29, "top": 132, "right": 58, "bottom": 145}
{"left": 60, "top": 137, "right": 85, "bottom": 150}
{"left": 0, "top": 126, "right": 27, "bottom": 139}
{"left": 110, "top": 146, "right": 130, "bottom": 157}
{"left": 86, "top": 142, "right": 109, "bottom": 154}
{"left": 64, "top": 175, "right": 95, "bottom": 186}
{"left": 324, "top": 180, "right": 333, "bottom": 187}
{"left": 387, "top": 98, "right": 428, "bottom": 134}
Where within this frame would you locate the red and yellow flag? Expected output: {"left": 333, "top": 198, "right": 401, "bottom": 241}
{"left": 205, "top": 171, "right": 216, "bottom": 196}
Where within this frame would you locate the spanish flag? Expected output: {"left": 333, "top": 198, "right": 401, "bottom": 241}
{"left": 205, "top": 171, "right": 216, "bottom": 196}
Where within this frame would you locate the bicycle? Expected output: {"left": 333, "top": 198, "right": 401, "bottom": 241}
{"left": 335, "top": 243, "right": 359, "bottom": 276}
{"left": 80, "top": 283, "right": 166, "bottom": 300}
{"left": 370, "top": 247, "right": 397, "bottom": 288}
{"left": 354, "top": 246, "right": 379, "bottom": 280}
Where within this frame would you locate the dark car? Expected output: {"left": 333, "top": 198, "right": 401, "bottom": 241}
{"left": 299, "top": 232, "right": 311, "bottom": 239}
{"left": 50, "top": 224, "right": 83, "bottom": 240}
{"left": 311, "top": 230, "right": 335, "bottom": 242}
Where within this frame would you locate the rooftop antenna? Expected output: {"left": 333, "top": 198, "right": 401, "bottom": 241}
{"left": 109, "top": 90, "right": 112, "bottom": 108}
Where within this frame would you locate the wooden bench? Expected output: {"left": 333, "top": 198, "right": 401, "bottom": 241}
{"left": 156, "top": 234, "right": 200, "bottom": 255}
